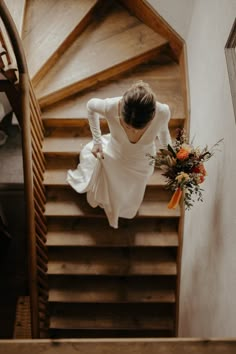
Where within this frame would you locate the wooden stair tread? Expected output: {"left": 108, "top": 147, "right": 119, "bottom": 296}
{"left": 47, "top": 248, "right": 177, "bottom": 276}
{"left": 35, "top": 5, "right": 168, "bottom": 107}
{"left": 42, "top": 62, "right": 185, "bottom": 120}
{"left": 49, "top": 303, "right": 174, "bottom": 330}
{"left": 44, "top": 168, "right": 166, "bottom": 188}
{"left": 49, "top": 278, "right": 176, "bottom": 303}
{"left": 46, "top": 218, "right": 178, "bottom": 246}
{"left": 5, "top": 0, "right": 26, "bottom": 38}
{"left": 46, "top": 220, "right": 178, "bottom": 247}
{"left": 22, "top": 0, "right": 98, "bottom": 81}
{"left": 45, "top": 190, "right": 180, "bottom": 218}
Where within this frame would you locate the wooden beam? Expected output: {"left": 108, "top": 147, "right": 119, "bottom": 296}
{"left": 0, "top": 339, "right": 236, "bottom": 354}
{"left": 118, "top": 0, "right": 184, "bottom": 60}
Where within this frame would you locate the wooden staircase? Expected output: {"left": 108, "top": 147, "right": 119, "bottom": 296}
{"left": 8, "top": 0, "right": 188, "bottom": 338}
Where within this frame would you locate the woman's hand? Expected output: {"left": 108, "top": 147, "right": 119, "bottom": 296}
{"left": 91, "top": 143, "right": 104, "bottom": 159}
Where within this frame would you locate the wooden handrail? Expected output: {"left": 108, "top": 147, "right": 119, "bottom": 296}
{"left": 0, "top": 1, "right": 27, "bottom": 73}
{"left": 0, "top": 1, "right": 48, "bottom": 338}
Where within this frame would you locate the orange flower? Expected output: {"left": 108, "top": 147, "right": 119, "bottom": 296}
{"left": 168, "top": 188, "right": 183, "bottom": 209}
{"left": 176, "top": 148, "right": 190, "bottom": 160}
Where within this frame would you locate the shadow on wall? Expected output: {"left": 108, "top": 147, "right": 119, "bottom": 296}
{"left": 180, "top": 154, "right": 228, "bottom": 336}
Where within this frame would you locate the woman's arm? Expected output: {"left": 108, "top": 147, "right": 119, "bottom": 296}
{"left": 87, "top": 98, "right": 106, "bottom": 158}
{"left": 157, "top": 104, "right": 172, "bottom": 147}
{"left": 87, "top": 98, "right": 106, "bottom": 144}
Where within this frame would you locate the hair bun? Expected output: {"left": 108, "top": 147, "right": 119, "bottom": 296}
{"left": 121, "top": 81, "right": 156, "bottom": 129}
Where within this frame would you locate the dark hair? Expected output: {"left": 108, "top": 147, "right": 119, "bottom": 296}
{"left": 121, "top": 81, "right": 156, "bottom": 129}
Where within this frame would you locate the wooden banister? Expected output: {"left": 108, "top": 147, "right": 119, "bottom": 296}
{"left": 0, "top": 28, "right": 13, "bottom": 66}
{"left": 0, "top": 0, "right": 48, "bottom": 338}
{"left": 0, "top": 1, "right": 27, "bottom": 73}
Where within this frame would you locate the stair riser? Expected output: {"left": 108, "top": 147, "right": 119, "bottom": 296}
{"left": 45, "top": 156, "right": 79, "bottom": 170}
{"left": 49, "top": 328, "right": 173, "bottom": 338}
{"left": 47, "top": 247, "right": 178, "bottom": 258}
{"left": 43, "top": 176, "right": 168, "bottom": 189}
{"left": 47, "top": 247, "right": 177, "bottom": 276}
{"left": 46, "top": 216, "right": 179, "bottom": 230}
{"left": 45, "top": 186, "right": 172, "bottom": 203}
{"left": 42, "top": 119, "right": 183, "bottom": 144}
{"left": 48, "top": 275, "right": 176, "bottom": 303}
{"left": 49, "top": 302, "right": 175, "bottom": 313}
{"left": 43, "top": 117, "right": 184, "bottom": 131}
{"left": 49, "top": 302, "right": 175, "bottom": 331}
{"left": 45, "top": 217, "right": 179, "bottom": 248}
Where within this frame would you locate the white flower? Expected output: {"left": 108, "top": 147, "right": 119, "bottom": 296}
{"left": 176, "top": 172, "right": 190, "bottom": 183}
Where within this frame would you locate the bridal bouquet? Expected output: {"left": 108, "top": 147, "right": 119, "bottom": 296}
{"left": 148, "top": 129, "right": 223, "bottom": 210}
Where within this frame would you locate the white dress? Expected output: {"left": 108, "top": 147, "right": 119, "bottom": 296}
{"left": 67, "top": 97, "right": 171, "bottom": 228}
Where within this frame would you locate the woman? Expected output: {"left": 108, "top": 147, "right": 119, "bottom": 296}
{"left": 67, "top": 81, "right": 172, "bottom": 228}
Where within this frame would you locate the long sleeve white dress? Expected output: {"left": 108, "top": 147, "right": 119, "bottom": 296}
{"left": 67, "top": 97, "right": 171, "bottom": 228}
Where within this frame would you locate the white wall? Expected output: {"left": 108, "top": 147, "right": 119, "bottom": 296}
{"left": 147, "top": 0, "right": 195, "bottom": 39}
{"left": 148, "top": 0, "right": 236, "bottom": 337}
{"left": 179, "top": 0, "right": 236, "bottom": 337}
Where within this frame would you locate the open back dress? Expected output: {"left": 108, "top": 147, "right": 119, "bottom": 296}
{"left": 67, "top": 97, "right": 171, "bottom": 228}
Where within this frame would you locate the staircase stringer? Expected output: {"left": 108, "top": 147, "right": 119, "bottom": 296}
{"left": 117, "top": 0, "right": 184, "bottom": 60}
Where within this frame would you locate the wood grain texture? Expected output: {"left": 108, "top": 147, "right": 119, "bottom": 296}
{"left": 50, "top": 312, "right": 174, "bottom": 332}
{"left": 48, "top": 277, "right": 176, "bottom": 303}
{"left": 44, "top": 168, "right": 166, "bottom": 188}
{"left": 118, "top": 0, "right": 184, "bottom": 59}
{"left": 45, "top": 189, "right": 180, "bottom": 218}
{"left": 41, "top": 61, "right": 185, "bottom": 120}
{"left": 42, "top": 122, "right": 178, "bottom": 162}
{"left": 47, "top": 247, "right": 177, "bottom": 276}
{"left": 1, "top": 339, "right": 236, "bottom": 354}
{"left": 50, "top": 308, "right": 174, "bottom": 330}
{"left": 34, "top": 3, "right": 168, "bottom": 107}
{"left": 42, "top": 134, "right": 176, "bottom": 157}
{"left": 43, "top": 136, "right": 90, "bottom": 156}
{"left": 22, "top": 0, "right": 99, "bottom": 83}
{"left": 46, "top": 218, "right": 178, "bottom": 247}
{"left": 4, "top": 0, "right": 26, "bottom": 37}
